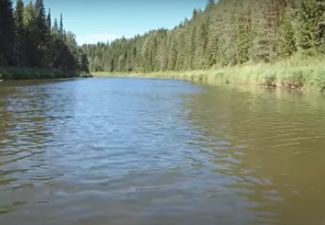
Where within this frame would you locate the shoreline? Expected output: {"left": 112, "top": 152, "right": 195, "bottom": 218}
{"left": 0, "top": 67, "right": 92, "bottom": 81}
{"left": 92, "top": 56, "right": 325, "bottom": 93}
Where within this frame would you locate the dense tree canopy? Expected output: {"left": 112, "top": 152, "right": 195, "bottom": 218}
{"left": 0, "top": 0, "right": 16, "bottom": 66}
{"left": 0, "top": 0, "right": 89, "bottom": 73}
{"left": 82, "top": 0, "right": 325, "bottom": 73}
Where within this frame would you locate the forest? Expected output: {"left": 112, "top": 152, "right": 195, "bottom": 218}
{"left": 0, "top": 0, "right": 89, "bottom": 79}
{"left": 83, "top": 0, "right": 325, "bottom": 74}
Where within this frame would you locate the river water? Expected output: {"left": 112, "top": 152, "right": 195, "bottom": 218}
{"left": 0, "top": 78, "right": 325, "bottom": 225}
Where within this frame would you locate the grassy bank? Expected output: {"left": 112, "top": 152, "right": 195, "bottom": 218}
{"left": 0, "top": 67, "right": 92, "bottom": 81}
{"left": 93, "top": 55, "right": 325, "bottom": 92}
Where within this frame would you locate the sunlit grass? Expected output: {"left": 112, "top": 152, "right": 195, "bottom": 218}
{"left": 92, "top": 55, "right": 325, "bottom": 92}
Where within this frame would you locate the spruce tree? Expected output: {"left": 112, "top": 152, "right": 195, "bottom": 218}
{"left": 59, "top": 13, "right": 64, "bottom": 37}
{"left": 297, "top": 0, "right": 325, "bottom": 53}
{"left": 167, "top": 34, "right": 177, "bottom": 71}
{"left": 236, "top": 12, "right": 251, "bottom": 64}
{"left": 23, "top": 1, "right": 38, "bottom": 67}
{"left": 14, "top": 0, "right": 25, "bottom": 66}
{"left": 189, "top": 26, "right": 197, "bottom": 70}
{"left": 79, "top": 51, "right": 89, "bottom": 73}
{"left": 207, "top": 35, "right": 219, "bottom": 67}
{"left": 53, "top": 17, "right": 59, "bottom": 31}
{"left": 35, "top": 0, "right": 47, "bottom": 37}
{"left": 278, "top": 10, "right": 297, "bottom": 57}
{"left": 195, "top": 18, "right": 209, "bottom": 69}
{"left": 46, "top": 8, "right": 51, "bottom": 29}
{"left": 206, "top": 0, "right": 215, "bottom": 10}
{"left": 0, "top": 0, "right": 89, "bottom": 73}
{"left": 0, "top": 0, "right": 16, "bottom": 66}
{"left": 80, "top": 0, "right": 324, "bottom": 74}
{"left": 249, "top": 2, "right": 274, "bottom": 63}
{"left": 35, "top": 0, "right": 48, "bottom": 66}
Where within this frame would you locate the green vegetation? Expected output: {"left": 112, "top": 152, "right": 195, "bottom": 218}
{"left": 0, "top": 67, "right": 91, "bottom": 80}
{"left": 0, "top": 0, "right": 89, "bottom": 80}
{"left": 92, "top": 54, "right": 325, "bottom": 91}
{"left": 84, "top": 0, "right": 325, "bottom": 91}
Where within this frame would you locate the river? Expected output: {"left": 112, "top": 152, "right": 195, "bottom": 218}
{"left": 0, "top": 78, "right": 325, "bottom": 225}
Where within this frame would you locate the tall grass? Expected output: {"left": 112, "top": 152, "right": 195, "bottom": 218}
{"left": 92, "top": 55, "right": 325, "bottom": 92}
{"left": 0, "top": 67, "right": 92, "bottom": 81}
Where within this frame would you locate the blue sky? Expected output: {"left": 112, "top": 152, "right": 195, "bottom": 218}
{"left": 22, "top": 0, "right": 207, "bottom": 44}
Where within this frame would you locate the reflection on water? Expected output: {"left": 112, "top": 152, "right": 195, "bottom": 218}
{"left": 0, "top": 78, "right": 325, "bottom": 225}
{"left": 184, "top": 85, "right": 325, "bottom": 225}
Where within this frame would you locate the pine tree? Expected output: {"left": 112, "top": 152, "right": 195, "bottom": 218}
{"left": 0, "top": 0, "right": 16, "bottom": 66}
{"left": 278, "top": 10, "right": 296, "bottom": 57}
{"left": 207, "top": 35, "right": 219, "bottom": 67}
{"left": 53, "top": 17, "right": 59, "bottom": 31}
{"left": 35, "top": 0, "right": 47, "bottom": 37}
{"left": 141, "top": 35, "right": 153, "bottom": 72}
{"left": 219, "top": 8, "right": 238, "bottom": 66}
{"left": 1, "top": 0, "right": 89, "bottom": 74}
{"left": 192, "top": 9, "right": 198, "bottom": 19}
{"left": 167, "top": 34, "right": 177, "bottom": 71}
{"left": 79, "top": 51, "right": 89, "bottom": 73}
{"left": 35, "top": 0, "right": 48, "bottom": 66}
{"left": 176, "top": 30, "right": 186, "bottom": 70}
{"left": 297, "top": 0, "right": 325, "bottom": 54}
{"left": 250, "top": 2, "right": 275, "bottom": 63}
{"left": 156, "top": 32, "right": 168, "bottom": 71}
{"left": 23, "top": 1, "right": 38, "bottom": 67}
{"left": 236, "top": 12, "right": 251, "bottom": 64}
{"left": 46, "top": 8, "right": 51, "bottom": 29}
{"left": 189, "top": 26, "right": 197, "bottom": 70}
{"left": 14, "top": 0, "right": 25, "bottom": 66}
{"left": 206, "top": 0, "right": 215, "bottom": 10}
{"left": 59, "top": 13, "right": 64, "bottom": 37}
{"left": 81, "top": 0, "right": 324, "bottom": 74}
{"left": 195, "top": 17, "right": 209, "bottom": 69}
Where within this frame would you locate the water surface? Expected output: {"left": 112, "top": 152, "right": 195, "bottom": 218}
{"left": 1, "top": 78, "right": 325, "bottom": 225}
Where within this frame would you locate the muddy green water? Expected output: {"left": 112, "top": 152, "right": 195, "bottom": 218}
{"left": 0, "top": 78, "right": 325, "bottom": 225}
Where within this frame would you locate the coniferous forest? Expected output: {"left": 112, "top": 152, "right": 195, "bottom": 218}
{"left": 0, "top": 0, "right": 89, "bottom": 79}
{"left": 1, "top": 0, "right": 325, "bottom": 87}
{"left": 83, "top": 0, "right": 325, "bottom": 74}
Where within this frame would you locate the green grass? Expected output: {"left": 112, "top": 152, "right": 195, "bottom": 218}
{"left": 0, "top": 67, "right": 92, "bottom": 81}
{"left": 92, "top": 55, "right": 325, "bottom": 92}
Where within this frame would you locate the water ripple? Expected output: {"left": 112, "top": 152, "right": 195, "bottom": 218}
{"left": 1, "top": 79, "right": 325, "bottom": 225}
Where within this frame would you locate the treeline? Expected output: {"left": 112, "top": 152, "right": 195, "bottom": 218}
{"left": 82, "top": 0, "right": 325, "bottom": 73}
{"left": 0, "top": 0, "right": 89, "bottom": 74}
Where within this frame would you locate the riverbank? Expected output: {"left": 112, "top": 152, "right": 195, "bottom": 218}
{"left": 93, "top": 55, "right": 325, "bottom": 92}
{"left": 0, "top": 67, "right": 92, "bottom": 81}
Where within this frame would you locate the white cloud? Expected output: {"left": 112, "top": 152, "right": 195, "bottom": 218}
{"left": 76, "top": 34, "right": 120, "bottom": 45}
